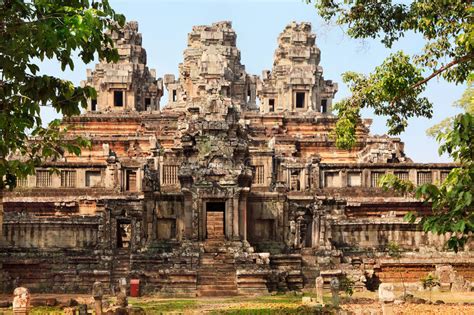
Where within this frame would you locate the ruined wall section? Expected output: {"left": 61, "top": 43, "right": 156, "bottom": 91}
{"left": 82, "top": 21, "right": 163, "bottom": 112}
{"left": 257, "top": 22, "right": 337, "bottom": 114}
{"left": 164, "top": 21, "right": 258, "bottom": 113}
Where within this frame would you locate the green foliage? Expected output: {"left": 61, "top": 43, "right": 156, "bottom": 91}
{"left": 417, "top": 112, "right": 473, "bottom": 251}
{"left": 380, "top": 113, "right": 473, "bottom": 251}
{"left": 128, "top": 298, "right": 198, "bottom": 313}
{"left": 420, "top": 274, "right": 440, "bottom": 290}
{"left": 339, "top": 275, "right": 355, "bottom": 297}
{"left": 386, "top": 241, "right": 402, "bottom": 259}
{"left": 334, "top": 53, "right": 433, "bottom": 137}
{"left": 380, "top": 174, "right": 415, "bottom": 196}
{"left": 307, "top": 0, "right": 473, "bottom": 143}
{"left": 308, "top": 0, "right": 474, "bottom": 252}
{"left": 420, "top": 273, "right": 440, "bottom": 302}
{"left": 0, "top": 0, "right": 125, "bottom": 189}
{"left": 426, "top": 82, "right": 474, "bottom": 138}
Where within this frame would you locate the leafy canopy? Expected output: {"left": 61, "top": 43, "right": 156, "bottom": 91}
{"left": 381, "top": 109, "right": 473, "bottom": 252}
{"left": 307, "top": 0, "right": 473, "bottom": 148}
{"left": 0, "top": 0, "right": 125, "bottom": 189}
{"left": 307, "top": 0, "right": 473, "bottom": 250}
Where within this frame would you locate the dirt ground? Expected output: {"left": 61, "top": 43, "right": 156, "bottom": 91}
{"left": 0, "top": 291, "right": 473, "bottom": 314}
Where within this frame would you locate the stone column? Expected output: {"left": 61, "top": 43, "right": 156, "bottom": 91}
{"left": 232, "top": 192, "right": 240, "bottom": 240}
{"left": 198, "top": 198, "right": 204, "bottom": 241}
{"left": 92, "top": 281, "right": 103, "bottom": 315}
{"left": 315, "top": 276, "right": 324, "bottom": 304}
{"left": 12, "top": 287, "right": 30, "bottom": 315}
{"left": 378, "top": 283, "right": 395, "bottom": 315}
{"left": 330, "top": 277, "right": 340, "bottom": 307}
{"left": 0, "top": 190, "right": 4, "bottom": 246}
{"left": 182, "top": 190, "right": 194, "bottom": 240}
{"left": 311, "top": 214, "right": 320, "bottom": 249}
{"left": 225, "top": 198, "right": 233, "bottom": 240}
{"left": 238, "top": 188, "right": 249, "bottom": 241}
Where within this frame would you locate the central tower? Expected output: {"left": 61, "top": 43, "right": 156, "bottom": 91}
{"left": 163, "top": 21, "right": 258, "bottom": 114}
{"left": 156, "top": 22, "right": 254, "bottom": 241}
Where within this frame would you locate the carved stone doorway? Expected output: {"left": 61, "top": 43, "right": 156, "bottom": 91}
{"left": 206, "top": 202, "right": 225, "bottom": 240}
{"left": 117, "top": 220, "right": 131, "bottom": 249}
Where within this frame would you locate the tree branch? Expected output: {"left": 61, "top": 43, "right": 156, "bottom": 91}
{"left": 412, "top": 53, "right": 473, "bottom": 89}
{"left": 391, "top": 53, "right": 473, "bottom": 106}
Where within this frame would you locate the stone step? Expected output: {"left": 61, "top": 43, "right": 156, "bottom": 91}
{"left": 197, "top": 289, "right": 238, "bottom": 297}
{"left": 200, "top": 265, "right": 235, "bottom": 269}
{"left": 197, "top": 284, "right": 237, "bottom": 290}
{"left": 199, "top": 270, "right": 236, "bottom": 275}
{"left": 198, "top": 279, "right": 236, "bottom": 285}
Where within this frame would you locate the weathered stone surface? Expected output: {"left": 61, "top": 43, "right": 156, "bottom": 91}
{"left": 330, "top": 277, "right": 340, "bottom": 307}
{"left": 378, "top": 283, "right": 395, "bottom": 302}
{"left": 12, "top": 287, "right": 30, "bottom": 314}
{"left": 315, "top": 276, "right": 324, "bottom": 304}
{"left": 0, "top": 20, "right": 472, "bottom": 298}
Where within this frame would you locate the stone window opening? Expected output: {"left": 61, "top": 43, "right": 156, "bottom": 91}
{"left": 246, "top": 86, "right": 251, "bottom": 103}
{"left": 60, "top": 170, "right": 76, "bottom": 188}
{"left": 253, "top": 165, "right": 265, "bottom": 185}
{"left": 417, "top": 171, "right": 432, "bottom": 185}
{"left": 36, "top": 170, "right": 52, "bottom": 187}
{"left": 145, "top": 97, "right": 151, "bottom": 109}
{"left": 16, "top": 176, "right": 28, "bottom": 188}
{"left": 117, "top": 221, "right": 131, "bottom": 249}
{"left": 295, "top": 92, "right": 305, "bottom": 109}
{"left": 114, "top": 90, "right": 124, "bottom": 107}
{"left": 371, "top": 171, "right": 385, "bottom": 188}
{"left": 221, "top": 86, "right": 230, "bottom": 97}
{"left": 85, "top": 170, "right": 102, "bottom": 187}
{"left": 347, "top": 172, "right": 361, "bottom": 187}
{"left": 395, "top": 171, "right": 409, "bottom": 182}
{"left": 290, "top": 169, "right": 301, "bottom": 191}
{"left": 91, "top": 98, "right": 97, "bottom": 111}
{"left": 172, "top": 90, "right": 177, "bottom": 102}
{"left": 440, "top": 171, "right": 450, "bottom": 183}
{"left": 325, "top": 171, "right": 340, "bottom": 188}
{"left": 321, "top": 99, "right": 327, "bottom": 113}
{"left": 162, "top": 165, "right": 179, "bottom": 185}
{"left": 125, "top": 170, "right": 137, "bottom": 192}
{"left": 269, "top": 98, "right": 275, "bottom": 112}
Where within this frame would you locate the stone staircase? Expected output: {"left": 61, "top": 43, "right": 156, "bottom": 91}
{"left": 270, "top": 254, "right": 304, "bottom": 291}
{"left": 111, "top": 249, "right": 131, "bottom": 289}
{"left": 197, "top": 241, "right": 238, "bottom": 297}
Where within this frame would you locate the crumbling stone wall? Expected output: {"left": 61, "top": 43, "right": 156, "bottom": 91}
{"left": 1, "top": 20, "right": 472, "bottom": 295}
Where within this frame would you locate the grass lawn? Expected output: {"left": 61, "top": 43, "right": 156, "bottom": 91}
{"left": 0, "top": 291, "right": 473, "bottom": 314}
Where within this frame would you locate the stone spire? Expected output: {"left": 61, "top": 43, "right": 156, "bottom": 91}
{"left": 257, "top": 22, "right": 338, "bottom": 114}
{"left": 82, "top": 21, "right": 163, "bottom": 112}
{"left": 163, "top": 21, "right": 257, "bottom": 115}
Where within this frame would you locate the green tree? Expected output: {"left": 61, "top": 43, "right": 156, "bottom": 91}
{"left": 0, "top": 0, "right": 125, "bottom": 189}
{"left": 307, "top": 0, "right": 473, "bottom": 250}
{"left": 386, "top": 241, "right": 407, "bottom": 297}
{"left": 426, "top": 82, "right": 473, "bottom": 138}
{"left": 420, "top": 273, "right": 440, "bottom": 302}
{"left": 339, "top": 275, "right": 355, "bottom": 298}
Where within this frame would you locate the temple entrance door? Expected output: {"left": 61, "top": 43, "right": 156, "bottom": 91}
{"left": 116, "top": 219, "right": 132, "bottom": 249}
{"left": 206, "top": 202, "right": 225, "bottom": 240}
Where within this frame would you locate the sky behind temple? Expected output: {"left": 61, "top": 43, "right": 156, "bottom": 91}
{"left": 40, "top": 0, "right": 466, "bottom": 163}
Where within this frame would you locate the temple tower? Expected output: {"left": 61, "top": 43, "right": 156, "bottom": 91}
{"left": 257, "top": 22, "right": 338, "bottom": 113}
{"left": 163, "top": 21, "right": 258, "bottom": 114}
{"left": 82, "top": 21, "right": 163, "bottom": 112}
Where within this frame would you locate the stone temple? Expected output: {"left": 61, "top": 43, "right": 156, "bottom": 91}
{"left": 1, "top": 21, "right": 472, "bottom": 296}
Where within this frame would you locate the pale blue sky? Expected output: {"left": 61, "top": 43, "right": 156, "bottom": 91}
{"left": 40, "top": 0, "right": 465, "bottom": 162}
